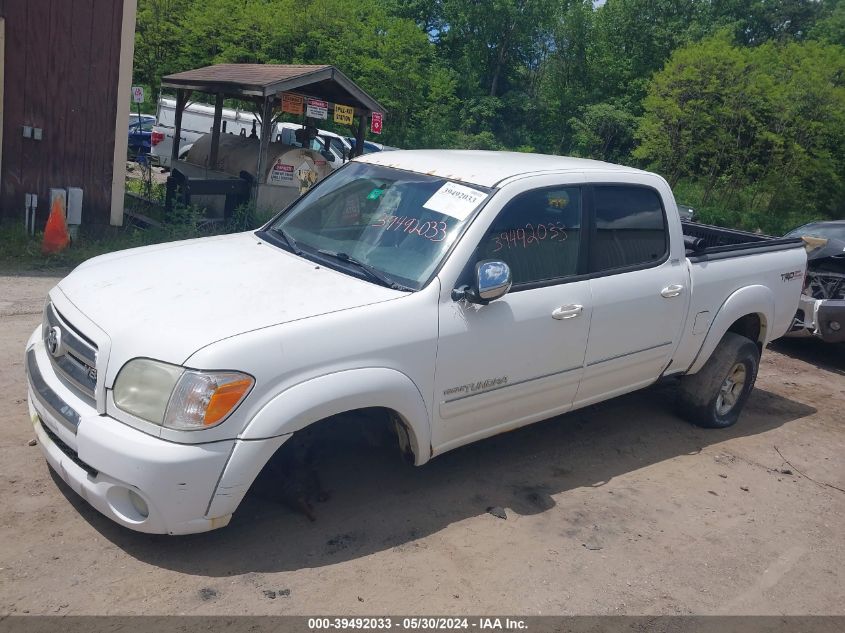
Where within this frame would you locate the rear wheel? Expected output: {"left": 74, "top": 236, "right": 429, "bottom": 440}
{"left": 677, "top": 332, "right": 760, "bottom": 428}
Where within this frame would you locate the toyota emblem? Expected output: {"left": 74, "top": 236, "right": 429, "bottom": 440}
{"left": 45, "top": 326, "right": 62, "bottom": 357}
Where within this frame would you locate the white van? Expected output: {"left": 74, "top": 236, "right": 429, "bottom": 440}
{"left": 151, "top": 97, "right": 345, "bottom": 168}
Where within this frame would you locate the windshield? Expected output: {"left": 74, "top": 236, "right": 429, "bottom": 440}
{"left": 266, "top": 162, "right": 492, "bottom": 290}
{"left": 786, "top": 223, "right": 845, "bottom": 241}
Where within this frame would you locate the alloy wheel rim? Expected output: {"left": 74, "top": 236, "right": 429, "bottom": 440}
{"left": 715, "top": 362, "right": 748, "bottom": 416}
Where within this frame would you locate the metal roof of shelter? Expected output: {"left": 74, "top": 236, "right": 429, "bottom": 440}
{"left": 161, "top": 64, "right": 385, "bottom": 113}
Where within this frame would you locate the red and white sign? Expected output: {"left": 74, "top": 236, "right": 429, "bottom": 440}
{"left": 371, "top": 112, "right": 383, "bottom": 135}
{"left": 269, "top": 160, "right": 294, "bottom": 185}
{"left": 132, "top": 86, "right": 145, "bottom": 104}
{"left": 306, "top": 98, "right": 328, "bottom": 119}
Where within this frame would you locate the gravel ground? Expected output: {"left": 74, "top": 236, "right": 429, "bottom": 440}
{"left": 1, "top": 272, "right": 843, "bottom": 616}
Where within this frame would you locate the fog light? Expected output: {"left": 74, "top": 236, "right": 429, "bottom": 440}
{"left": 830, "top": 320, "right": 841, "bottom": 332}
{"left": 128, "top": 490, "right": 149, "bottom": 519}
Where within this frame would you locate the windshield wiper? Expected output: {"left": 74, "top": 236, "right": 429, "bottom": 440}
{"left": 317, "top": 249, "right": 410, "bottom": 291}
{"left": 272, "top": 227, "right": 301, "bottom": 255}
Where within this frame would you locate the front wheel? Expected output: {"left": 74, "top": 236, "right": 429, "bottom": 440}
{"left": 677, "top": 332, "right": 760, "bottom": 428}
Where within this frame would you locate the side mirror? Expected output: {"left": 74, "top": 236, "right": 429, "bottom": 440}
{"left": 454, "top": 260, "right": 512, "bottom": 304}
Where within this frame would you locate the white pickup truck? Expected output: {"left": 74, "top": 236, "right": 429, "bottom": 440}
{"left": 25, "top": 151, "right": 807, "bottom": 535}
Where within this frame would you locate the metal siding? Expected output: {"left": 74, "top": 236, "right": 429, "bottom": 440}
{"left": 62, "top": 0, "right": 95, "bottom": 200}
{"left": 46, "top": 0, "right": 73, "bottom": 191}
{"left": 0, "top": 0, "right": 126, "bottom": 226}
{"left": 0, "top": 0, "right": 27, "bottom": 220}
{"left": 21, "top": 0, "right": 50, "bottom": 224}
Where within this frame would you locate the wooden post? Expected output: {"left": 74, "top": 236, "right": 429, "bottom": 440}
{"left": 170, "top": 89, "right": 187, "bottom": 166}
{"left": 209, "top": 92, "right": 224, "bottom": 170}
{"left": 354, "top": 112, "right": 367, "bottom": 157}
{"left": 254, "top": 97, "right": 275, "bottom": 199}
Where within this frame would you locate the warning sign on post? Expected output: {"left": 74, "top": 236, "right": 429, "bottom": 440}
{"left": 281, "top": 93, "right": 304, "bottom": 115}
{"left": 306, "top": 99, "right": 328, "bottom": 119}
{"left": 132, "top": 86, "right": 145, "bottom": 104}
{"left": 371, "top": 112, "right": 383, "bottom": 134}
{"left": 269, "top": 159, "right": 295, "bottom": 185}
{"left": 334, "top": 104, "right": 354, "bottom": 126}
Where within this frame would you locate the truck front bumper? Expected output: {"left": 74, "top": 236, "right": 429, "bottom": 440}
{"left": 816, "top": 300, "right": 845, "bottom": 343}
{"left": 787, "top": 295, "right": 845, "bottom": 344}
{"left": 25, "top": 328, "right": 235, "bottom": 535}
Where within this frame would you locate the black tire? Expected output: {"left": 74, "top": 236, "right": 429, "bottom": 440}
{"left": 677, "top": 332, "right": 760, "bottom": 428}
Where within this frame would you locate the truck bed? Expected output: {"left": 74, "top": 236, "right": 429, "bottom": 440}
{"left": 682, "top": 221, "right": 804, "bottom": 262}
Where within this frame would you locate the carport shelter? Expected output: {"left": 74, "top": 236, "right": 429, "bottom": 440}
{"left": 159, "top": 64, "right": 385, "bottom": 215}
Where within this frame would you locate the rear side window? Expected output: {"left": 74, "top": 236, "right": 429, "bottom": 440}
{"left": 477, "top": 187, "right": 582, "bottom": 286}
{"left": 590, "top": 186, "right": 667, "bottom": 273}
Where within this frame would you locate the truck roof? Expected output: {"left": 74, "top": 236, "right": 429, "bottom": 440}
{"left": 356, "top": 149, "right": 647, "bottom": 187}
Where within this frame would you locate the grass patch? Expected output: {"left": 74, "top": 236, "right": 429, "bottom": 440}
{"left": 0, "top": 199, "right": 273, "bottom": 274}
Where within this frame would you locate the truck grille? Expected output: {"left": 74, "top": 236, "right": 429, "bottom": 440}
{"left": 807, "top": 271, "right": 845, "bottom": 300}
{"left": 44, "top": 303, "right": 98, "bottom": 405}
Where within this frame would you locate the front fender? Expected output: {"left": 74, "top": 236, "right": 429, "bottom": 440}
{"left": 687, "top": 284, "right": 774, "bottom": 374}
{"left": 239, "top": 367, "right": 432, "bottom": 466}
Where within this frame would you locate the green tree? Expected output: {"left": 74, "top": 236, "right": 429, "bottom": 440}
{"left": 636, "top": 33, "right": 845, "bottom": 232}
{"left": 438, "top": 0, "right": 555, "bottom": 98}
{"left": 537, "top": 0, "right": 594, "bottom": 153}
{"left": 635, "top": 34, "right": 764, "bottom": 192}
{"left": 811, "top": 0, "right": 845, "bottom": 45}
{"left": 569, "top": 102, "right": 637, "bottom": 164}
{"left": 134, "top": 0, "right": 193, "bottom": 89}
{"left": 132, "top": 0, "right": 845, "bottom": 234}
{"left": 709, "top": 0, "right": 827, "bottom": 45}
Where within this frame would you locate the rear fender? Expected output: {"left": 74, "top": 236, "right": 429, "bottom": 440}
{"left": 687, "top": 285, "right": 773, "bottom": 374}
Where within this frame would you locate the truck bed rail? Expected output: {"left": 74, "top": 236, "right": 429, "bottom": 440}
{"left": 682, "top": 221, "right": 803, "bottom": 262}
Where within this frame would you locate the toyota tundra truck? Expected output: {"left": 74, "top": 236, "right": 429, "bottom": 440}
{"left": 25, "top": 150, "right": 807, "bottom": 534}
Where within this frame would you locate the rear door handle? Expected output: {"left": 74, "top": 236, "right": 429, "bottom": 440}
{"left": 661, "top": 284, "right": 685, "bottom": 298}
{"left": 552, "top": 305, "right": 583, "bottom": 320}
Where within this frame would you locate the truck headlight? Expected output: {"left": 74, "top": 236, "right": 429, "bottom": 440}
{"left": 113, "top": 359, "right": 254, "bottom": 430}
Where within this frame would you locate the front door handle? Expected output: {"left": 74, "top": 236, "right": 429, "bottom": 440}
{"left": 552, "top": 305, "right": 583, "bottom": 320}
{"left": 661, "top": 284, "right": 685, "bottom": 298}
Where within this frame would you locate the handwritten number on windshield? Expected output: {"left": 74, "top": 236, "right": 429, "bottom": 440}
{"left": 372, "top": 215, "right": 449, "bottom": 243}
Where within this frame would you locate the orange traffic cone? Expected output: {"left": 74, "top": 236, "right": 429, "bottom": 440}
{"left": 42, "top": 197, "right": 71, "bottom": 254}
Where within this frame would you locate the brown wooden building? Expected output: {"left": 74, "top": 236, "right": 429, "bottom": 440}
{"left": 0, "top": 0, "right": 137, "bottom": 228}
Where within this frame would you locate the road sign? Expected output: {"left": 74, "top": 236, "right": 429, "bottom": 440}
{"left": 132, "top": 86, "right": 145, "bottom": 104}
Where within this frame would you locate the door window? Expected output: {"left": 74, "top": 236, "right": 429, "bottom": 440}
{"left": 477, "top": 187, "right": 582, "bottom": 286}
{"left": 590, "top": 186, "right": 667, "bottom": 273}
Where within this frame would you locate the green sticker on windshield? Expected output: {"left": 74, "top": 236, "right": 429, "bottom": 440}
{"left": 367, "top": 188, "right": 384, "bottom": 200}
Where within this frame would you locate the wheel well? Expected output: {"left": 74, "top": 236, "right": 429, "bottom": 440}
{"left": 287, "top": 407, "right": 417, "bottom": 464}
{"left": 245, "top": 407, "right": 418, "bottom": 519}
{"left": 727, "top": 313, "right": 765, "bottom": 350}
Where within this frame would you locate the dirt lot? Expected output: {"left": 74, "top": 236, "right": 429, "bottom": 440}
{"left": 1, "top": 272, "right": 843, "bottom": 616}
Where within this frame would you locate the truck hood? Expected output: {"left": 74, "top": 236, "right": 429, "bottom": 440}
{"left": 56, "top": 232, "right": 404, "bottom": 377}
